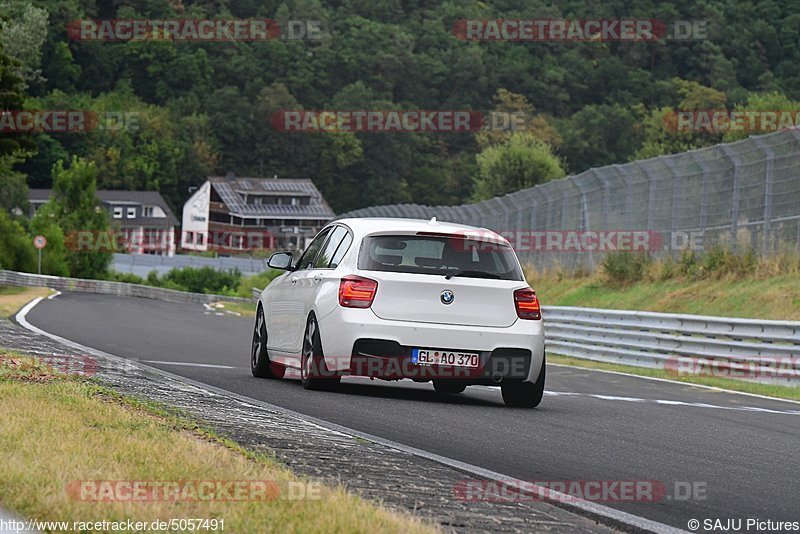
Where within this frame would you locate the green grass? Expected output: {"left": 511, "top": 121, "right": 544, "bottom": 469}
{"left": 0, "top": 286, "right": 28, "bottom": 296}
{"left": 0, "top": 286, "right": 53, "bottom": 318}
{"left": 207, "top": 300, "right": 258, "bottom": 318}
{"left": 0, "top": 352, "right": 436, "bottom": 533}
{"left": 530, "top": 272, "right": 800, "bottom": 320}
{"left": 527, "top": 247, "right": 800, "bottom": 320}
{"left": 548, "top": 354, "right": 800, "bottom": 401}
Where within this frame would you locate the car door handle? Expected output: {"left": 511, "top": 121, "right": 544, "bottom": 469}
{"left": 313, "top": 274, "right": 324, "bottom": 283}
{"left": 291, "top": 277, "right": 298, "bottom": 284}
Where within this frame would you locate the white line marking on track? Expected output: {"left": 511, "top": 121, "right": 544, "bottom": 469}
{"left": 142, "top": 360, "right": 240, "bottom": 370}
{"left": 544, "top": 391, "right": 800, "bottom": 415}
{"left": 549, "top": 362, "right": 800, "bottom": 405}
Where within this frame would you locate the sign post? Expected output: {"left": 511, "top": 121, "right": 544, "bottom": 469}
{"left": 33, "top": 235, "right": 47, "bottom": 274}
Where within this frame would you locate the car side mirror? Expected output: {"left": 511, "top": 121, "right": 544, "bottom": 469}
{"left": 267, "top": 251, "right": 294, "bottom": 271}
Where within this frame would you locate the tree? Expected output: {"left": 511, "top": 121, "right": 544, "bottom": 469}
{"left": 471, "top": 133, "right": 564, "bottom": 202}
{"left": 0, "top": 2, "right": 49, "bottom": 86}
{"left": 558, "top": 104, "right": 640, "bottom": 172}
{"left": 632, "top": 79, "right": 727, "bottom": 160}
{"left": 0, "top": 152, "right": 28, "bottom": 216}
{"left": 42, "top": 156, "right": 111, "bottom": 278}
{"left": 475, "top": 89, "right": 562, "bottom": 150}
{"left": 0, "top": 208, "right": 35, "bottom": 271}
{"left": 722, "top": 91, "right": 800, "bottom": 142}
{"left": 0, "top": 41, "right": 31, "bottom": 157}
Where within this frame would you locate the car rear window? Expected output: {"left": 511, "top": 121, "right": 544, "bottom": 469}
{"left": 358, "top": 234, "right": 524, "bottom": 281}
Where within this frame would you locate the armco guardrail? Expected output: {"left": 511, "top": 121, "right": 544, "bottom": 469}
{"left": 543, "top": 306, "right": 800, "bottom": 385}
{"left": 0, "top": 270, "right": 252, "bottom": 305}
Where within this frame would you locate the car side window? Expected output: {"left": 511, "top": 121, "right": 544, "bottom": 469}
{"left": 296, "top": 228, "right": 332, "bottom": 271}
{"left": 328, "top": 232, "right": 353, "bottom": 268}
{"left": 315, "top": 226, "right": 348, "bottom": 268}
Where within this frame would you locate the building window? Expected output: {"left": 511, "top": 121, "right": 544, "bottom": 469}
{"left": 291, "top": 197, "right": 298, "bottom": 206}
{"left": 113, "top": 207, "right": 123, "bottom": 219}
{"left": 198, "top": 233, "right": 204, "bottom": 246}
{"left": 127, "top": 207, "right": 136, "bottom": 218}
{"left": 143, "top": 206, "right": 154, "bottom": 217}
{"left": 186, "top": 232, "right": 194, "bottom": 245}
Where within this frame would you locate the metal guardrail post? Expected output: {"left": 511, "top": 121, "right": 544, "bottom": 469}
{"left": 752, "top": 137, "right": 775, "bottom": 255}
{"left": 572, "top": 176, "right": 593, "bottom": 271}
{"left": 720, "top": 144, "right": 742, "bottom": 252}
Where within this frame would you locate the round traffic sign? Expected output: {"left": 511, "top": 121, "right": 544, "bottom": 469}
{"left": 33, "top": 235, "right": 47, "bottom": 249}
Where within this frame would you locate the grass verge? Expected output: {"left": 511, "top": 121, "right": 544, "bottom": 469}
{"left": 548, "top": 354, "right": 800, "bottom": 402}
{"left": 0, "top": 352, "right": 435, "bottom": 533}
{"left": 208, "top": 300, "right": 257, "bottom": 318}
{"left": 531, "top": 273, "right": 800, "bottom": 320}
{"left": 526, "top": 248, "right": 800, "bottom": 320}
{"left": 0, "top": 286, "right": 53, "bottom": 319}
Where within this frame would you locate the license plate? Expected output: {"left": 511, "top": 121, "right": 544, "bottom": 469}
{"left": 411, "top": 348, "right": 480, "bottom": 368}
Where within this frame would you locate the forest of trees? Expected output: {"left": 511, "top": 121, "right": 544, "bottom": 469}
{"left": 3, "top": 0, "right": 800, "bottom": 218}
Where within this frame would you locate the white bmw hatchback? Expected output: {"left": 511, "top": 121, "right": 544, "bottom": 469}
{"left": 251, "top": 217, "right": 546, "bottom": 407}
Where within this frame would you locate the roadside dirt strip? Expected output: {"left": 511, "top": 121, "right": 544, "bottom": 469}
{"left": 0, "top": 317, "right": 620, "bottom": 533}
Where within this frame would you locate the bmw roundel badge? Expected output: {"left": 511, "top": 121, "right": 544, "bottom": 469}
{"left": 440, "top": 290, "right": 455, "bottom": 305}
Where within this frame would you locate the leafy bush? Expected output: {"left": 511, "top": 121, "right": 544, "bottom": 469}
{"left": 134, "top": 267, "right": 242, "bottom": 295}
{"left": 672, "top": 246, "right": 758, "bottom": 280}
{"left": 158, "top": 266, "right": 242, "bottom": 295}
{"left": 106, "top": 271, "right": 145, "bottom": 284}
{"left": 701, "top": 245, "right": 757, "bottom": 278}
{"left": 472, "top": 133, "right": 565, "bottom": 201}
{"left": 601, "top": 252, "right": 651, "bottom": 285}
{"left": 237, "top": 269, "right": 285, "bottom": 298}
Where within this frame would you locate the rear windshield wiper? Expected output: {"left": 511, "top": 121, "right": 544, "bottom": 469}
{"left": 444, "top": 270, "right": 502, "bottom": 280}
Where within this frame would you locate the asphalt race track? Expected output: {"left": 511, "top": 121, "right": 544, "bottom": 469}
{"left": 26, "top": 292, "right": 800, "bottom": 531}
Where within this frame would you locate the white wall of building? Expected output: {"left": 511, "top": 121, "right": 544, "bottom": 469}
{"left": 181, "top": 181, "right": 210, "bottom": 251}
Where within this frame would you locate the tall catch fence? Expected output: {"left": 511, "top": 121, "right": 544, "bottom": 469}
{"left": 339, "top": 130, "right": 800, "bottom": 272}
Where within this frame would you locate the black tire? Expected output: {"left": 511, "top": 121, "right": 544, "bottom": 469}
{"left": 300, "top": 314, "right": 340, "bottom": 391}
{"left": 501, "top": 356, "right": 545, "bottom": 408}
{"left": 433, "top": 380, "right": 467, "bottom": 394}
{"left": 251, "top": 305, "right": 283, "bottom": 379}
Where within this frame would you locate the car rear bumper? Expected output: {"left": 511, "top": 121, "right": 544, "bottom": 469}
{"left": 317, "top": 307, "right": 545, "bottom": 383}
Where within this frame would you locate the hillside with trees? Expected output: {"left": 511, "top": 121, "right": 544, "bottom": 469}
{"left": 2, "top": 0, "right": 800, "bottom": 218}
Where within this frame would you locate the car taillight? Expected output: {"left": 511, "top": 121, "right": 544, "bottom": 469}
{"left": 514, "top": 288, "right": 541, "bottom": 320}
{"left": 339, "top": 276, "right": 378, "bottom": 308}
